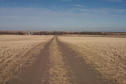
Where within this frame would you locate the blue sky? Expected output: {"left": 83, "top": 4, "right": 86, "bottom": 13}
{"left": 0, "top": 0, "right": 126, "bottom": 32}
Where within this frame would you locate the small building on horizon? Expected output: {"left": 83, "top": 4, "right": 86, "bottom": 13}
{"left": 27, "top": 32, "right": 34, "bottom": 35}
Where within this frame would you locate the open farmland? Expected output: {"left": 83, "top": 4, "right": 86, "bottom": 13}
{"left": 0, "top": 35, "right": 52, "bottom": 84}
{"left": 59, "top": 35, "right": 126, "bottom": 84}
{"left": 0, "top": 35, "right": 126, "bottom": 84}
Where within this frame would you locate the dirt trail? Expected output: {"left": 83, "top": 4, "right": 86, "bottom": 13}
{"left": 6, "top": 36, "right": 114, "bottom": 84}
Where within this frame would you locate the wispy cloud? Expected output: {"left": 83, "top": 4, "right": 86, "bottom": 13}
{"left": 72, "top": 4, "right": 85, "bottom": 8}
{"left": 75, "top": 8, "right": 126, "bottom": 15}
{"left": 101, "top": 0, "right": 123, "bottom": 2}
{"left": 1, "top": 7, "right": 125, "bottom": 17}
{"left": 0, "top": 7, "right": 126, "bottom": 31}
{"left": 60, "top": 0, "right": 72, "bottom": 2}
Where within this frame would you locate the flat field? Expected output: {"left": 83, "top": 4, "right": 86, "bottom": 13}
{"left": 0, "top": 35, "right": 52, "bottom": 84}
{"left": 0, "top": 35, "right": 126, "bottom": 84}
{"left": 59, "top": 35, "right": 126, "bottom": 84}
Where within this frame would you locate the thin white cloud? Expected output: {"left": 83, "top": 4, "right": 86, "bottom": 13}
{"left": 0, "top": 7, "right": 126, "bottom": 17}
{"left": 0, "top": 7, "right": 126, "bottom": 31}
{"left": 70, "top": 7, "right": 126, "bottom": 16}
{"left": 60, "top": 0, "right": 72, "bottom": 2}
{"left": 72, "top": 4, "right": 85, "bottom": 8}
{"left": 101, "top": 0, "right": 123, "bottom": 2}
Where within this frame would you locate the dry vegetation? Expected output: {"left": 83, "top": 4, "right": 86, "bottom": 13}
{"left": 1, "top": 35, "right": 126, "bottom": 84}
{"left": 0, "top": 35, "right": 52, "bottom": 84}
{"left": 59, "top": 35, "right": 126, "bottom": 84}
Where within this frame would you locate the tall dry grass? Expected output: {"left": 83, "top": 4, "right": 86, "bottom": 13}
{"left": 0, "top": 35, "right": 52, "bottom": 84}
{"left": 59, "top": 36, "right": 126, "bottom": 84}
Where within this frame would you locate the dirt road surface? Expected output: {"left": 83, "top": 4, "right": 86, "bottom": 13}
{"left": 6, "top": 36, "right": 114, "bottom": 84}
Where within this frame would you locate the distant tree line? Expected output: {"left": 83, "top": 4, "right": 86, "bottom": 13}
{"left": 0, "top": 31, "right": 25, "bottom": 35}
{"left": 0, "top": 31, "right": 126, "bottom": 35}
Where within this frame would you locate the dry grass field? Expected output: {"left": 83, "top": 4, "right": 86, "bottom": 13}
{"left": 0, "top": 35, "right": 52, "bottom": 84}
{"left": 59, "top": 35, "right": 126, "bottom": 84}
{"left": 0, "top": 35, "right": 126, "bottom": 84}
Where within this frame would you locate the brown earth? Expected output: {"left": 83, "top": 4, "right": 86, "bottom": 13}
{"left": 6, "top": 36, "right": 114, "bottom": 84}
